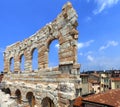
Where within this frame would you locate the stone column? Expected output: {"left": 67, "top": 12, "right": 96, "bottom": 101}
{"left": 4, "top": 52, "right": 10, "bottom": 73}
{"left": 70, "top": 29, "right": 78, "bottom": 64}
{"left": 44, "top": 51, "right": 49, "bottom": 68}
{"left": 24, "top": 51, "right": 32, "bottom": 72}
{"left": 4, "top": 58, "right": 10, "bottom": 73}
{"left": 38, "top": 46, "right": 48, "bottom": 69}
{"left": 14, "top": 56, "right": 20, "bottom": 73}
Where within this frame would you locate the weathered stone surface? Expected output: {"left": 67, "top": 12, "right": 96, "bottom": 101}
{"left": 2, "top": 2, "right": 81, "bottom": 107}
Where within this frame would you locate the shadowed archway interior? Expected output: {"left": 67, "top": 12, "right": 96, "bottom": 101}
{"left": 10, "top": 57, "right": 14, "bottom": 72}
{"left": 41, "top": 97, "right": 55, "bottom": 107}
{"left": 26, "top": 92, "right": 36, "bottom": 107}
{"left": 15, "top": 89, "right": 22, "bottom": 104}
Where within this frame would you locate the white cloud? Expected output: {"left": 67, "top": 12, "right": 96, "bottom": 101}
{"left": 56, "top": 40, "right": 94, "bottom": 50}
{"left": 99, "top": 40, "right": 118, "bottom": 51}
{"left": 0, "top": 48, "right": 4, "bottom": 53}
{"left": 55, "top": 44, "right": 59, "bottom": 48}
{"left": 78, "top": 43, "right": 84, "bottom": 49}
{"left": 79, "top": 52, "right": 83, "bottom": 56}
{"left": 79, "top": 51, "right": 93, "bottom": 57}
{"left": 93, "top": 0, "right": 119, "bottom": 15}
{"left": 87, "top": 55, "right": 94, "bottom": 62}
{"left": 86, "top": 0, "right": 90, "bottom": 3}
{"left": 81, "top": 56, "right": 120, "bottom": 71}
{"left": 78, "top": 40, "right": 94, "bottom": 49}
{"left": 85, "top": 16, "right": 92, "bottom": 22}
{"left": 87, "top": 51, "right": 93, "bottom": 55}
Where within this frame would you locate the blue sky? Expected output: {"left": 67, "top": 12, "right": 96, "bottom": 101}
{"left": 0, "top": 0, "right": 120, "bottom": 72}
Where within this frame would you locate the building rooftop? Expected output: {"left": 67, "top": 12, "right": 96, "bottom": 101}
{"left": 91, "top": 73, "right": 99, "bottom": 77}
{"left": 88, "top": 79, "right": 100, "bottom": 84}
{"left": 80, "top": 74, "right": 89, "bottom": 77}
{"left": 73, "top": 97, "right": 83, "bottom": 107}
{"left": 111, "top": 77, "right": 120, "bottom": 81}
{"left": 73, "top": 89, "right": 120, "bottom": 107}
{"left": 83, "top": 89, "right": 120, "bottom": 107}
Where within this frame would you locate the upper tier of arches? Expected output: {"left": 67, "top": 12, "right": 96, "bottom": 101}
{"left": 4, "top": 2, "right": 79, "bottom": 73}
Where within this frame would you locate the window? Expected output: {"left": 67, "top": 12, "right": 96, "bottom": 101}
{"left": 117, "top": 85, "right": 119, "bottom": 88}
{"left": 32, "top": 48, "right": 38, "bottom": 71}
{"left": 48, "top": 40, "right": 59, "bottom": 67}
{"left": 10, "top": 57, "right": 14, "bottom": 72}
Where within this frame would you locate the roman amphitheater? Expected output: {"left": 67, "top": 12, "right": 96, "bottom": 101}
{"left": 1, "top": 2, "right": 81, "bottom": 107}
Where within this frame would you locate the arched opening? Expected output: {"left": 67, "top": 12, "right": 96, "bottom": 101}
{"left": 26, "top": 92, "right": 36, "bottom": 107}
{"left": 41, "top": 97, "right": 55, "bottom": 107}
{"left": 1, "top": 88, "right": 6, "bottom": 93}
{"left": 5, "top": 88, "right": 11, "bottom": 95}
{"left": 15, "top": 89, "right": 22, "bottom": 104}
{"left": 10, "top": 57, "right": 14, "bottom": 72}
{"left": 31, "top": 48, "right": 38, "bottom": 71}
{"left": 48, "top": 39, "right": 59, "bottom": 67}
{"left": 20, "top": 54, "right": 25, "bottom": 72}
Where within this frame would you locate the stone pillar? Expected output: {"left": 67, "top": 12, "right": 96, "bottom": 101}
{"left": 4, "top": 58, "right": 10, "bottom": 73}
{"left": 25, "top": 51, "right": 32, "bottom": 72}
{"left": 44, "top": 51, "right": 49, "bottom": 68}
{"left": 35, "top": 99, "right": 42, "bottom": 107}
{"left": 14, "top": 56, "right": 20, "bottom": 72}
{"left": 58, "top": 2, "right": 78, "bottom": 66}
{"left": 11, "top": 90, "right": 15, "bottom": 97}
{"left": 4, "top": 52, "right": 10, "bottom": 73}
{"left": 70, "top": 29, "right": 78, "bottom": 64}
{"left": 59, "top": 39, "right": 75, "bottom": 65}
{"left": 38, "top": 46, "right": 48, "bottom": 69}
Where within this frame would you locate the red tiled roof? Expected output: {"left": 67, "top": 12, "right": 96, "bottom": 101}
{"left": 88, "top": 79, "right": 99, "bottom": 84}
{"left": 111, "top": 77, "right": 120, "bottom": 81}
{"left": 83, "top": 89, "right": 120, "bottom": 107}
{"left": 73, "top": 97, "right": 83, "bottom": 107}
{"left": 80, "top": 74, "right": 89, "bottom": 77}
{"left": 91, "top": 73, "right": 99, "bottom": 77}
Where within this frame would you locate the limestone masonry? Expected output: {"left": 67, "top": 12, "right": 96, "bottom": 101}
{"left": 2, "top": 2, "right": 81, "bottom": 107}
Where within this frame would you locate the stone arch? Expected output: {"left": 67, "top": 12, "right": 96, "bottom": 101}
{"left": 31, "top": 47, "right": 39, "bottom": 71}
{"left": 15, "top": 89, "right": 22, "bottom": 104}
{"left": 41, "top": 97, "right": 55, "bottom": 107}
{"left": 30, "top": 43, "right": 39, "bottom": 56}
{"left": 9, "top": 57, "right": 14, "bottom": 72}
{"left": 5, "top": 88, "right": 11, "bottom": 95}
{"left": 4, "top": 1, "right": 79, "bottom": 74}
{"left": 46, "top": 34, "right": 61, "bottom": 67}
{"left": 40, "top": 93, "right": 58, "bottom": 107}
{"left": 46, "top": 34, "right": 60, "bottom": 48}
{"left": 48, "top": 39, "right": 59, "bottom": 67}
{"left": 1, "top": 88, "right": 6, "bottom": 93}
{"left": 19, "top": 54, "right": 25, "bottom": 72}
{"left": 30, "top": 47, "right": 38, "bottom": 57}
{"left": 26, "top": 91, "right": 36, "bottom": 107}
{"left": 24, "top": 88, "right": 36, "bottom": 96}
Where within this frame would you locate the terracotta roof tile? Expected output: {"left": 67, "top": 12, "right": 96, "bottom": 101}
{"left": 73, "top": 97, "right": 83, "bottom": 107}
{"left": 88, "top": 79, "right": 99, "bottom": 84}
{"left": 92, "top": 73, "right": 99, "bottom": 77}
{"left": 111, "top": 77, "right": 120, "bottom": 81}
{"left": 83, "top": 89, "right": 120, "bottom": 107}
{"left": 80, "top": 74, "right": 89, "bottom": 77}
